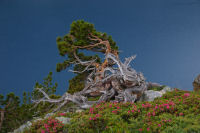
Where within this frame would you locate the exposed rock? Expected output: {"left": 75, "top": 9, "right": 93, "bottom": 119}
{"left": 11, "top": 85, "right": 175, "bottom": 133}
{"left": 32, "top": 118, "right": 43, "bottom": 123}
{"left": 44, "top": 113, "right": 54, "bottom": 119}
{"left": 55, "top": 117, "right": 71, "bottom": 124}
{"left": 160, "top": 86, "right": 174, "bottom": 94}
{"left": 12, "top": 117, "right": 45, "bottom": 133}
{"left": 12, "top": 113, "right": 71, "bottom": 133}
{"left": 193, "top": 74, "right": 200, "bottom": 92}
{"left": 75, "top": 109, "right": 84, "bottom": 113}
{"left": 147, "top": 82, "right": 162, "bottom": 89}
{"left": 139, "top": 90, "right": 163, "bottom": 102}
{"left": 139, "top": 86, "right": 174, "bottom": 102}
{"left": 13, "top": 121, "right": 32, "bottom": 133}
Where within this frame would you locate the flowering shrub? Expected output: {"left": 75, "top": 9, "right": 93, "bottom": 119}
{"left": 66, "top": 89, "right": 200, "bottom": 133}
{"left": 27, "top": 117, "right": 65, "bottom": 133}
{"left": 26, "top": 89, "right": 200, "bottom": 133}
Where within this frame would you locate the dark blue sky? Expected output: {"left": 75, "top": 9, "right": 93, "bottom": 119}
{"left": 1, "top": 0, "right": 200, "bottom": 98}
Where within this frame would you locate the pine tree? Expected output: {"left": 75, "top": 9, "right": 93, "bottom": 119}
{"left": 56, "top": 20, "right": 118, "bottom": 94}
{"left": 32, "top": 72, "right": 58, "bottom": 100}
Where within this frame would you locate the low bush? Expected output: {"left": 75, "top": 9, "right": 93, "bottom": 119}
{"left": 27, "top": 89, "right": 200, "bottom": 133}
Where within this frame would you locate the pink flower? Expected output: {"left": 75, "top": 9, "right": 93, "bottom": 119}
{"left": 169, "top": 101, "right": 175, "bottom": 106}
{"left": 89, "top": 117, "right": 92, "bottom": 120}
{"left": 96, "top": 114, "right": 100, "bottom": 117}
{"left": 158, "top": 124, "right": 161, "bottom": 127}
{"left": 184, "top": 93, "right": 190, "bottom": 97}
{"left": 142, "top": 104, "right": 145, "bottom": 108}
{"left": 112, "top": 110, "right": 117, "bottom": 113}
{"left": 138, "top": 110, "right": 140, "bottom": 112}
{"left": 89, "top": 108, "right": 94, "bottom": 114}
{"left": 59, "top": 113, "right": 66, "bottom": 116}
{"left": 128, "top": 110, "right": 130, "bottom": 113}
{"left": 44, "top": 123, "right": 49, "bottom": 129}
{"left": 138, "top": 128, "right": 143, "bottom": 132}
{"left": 41, "top": 130, "right": 45, "bottom": 133}
{"left": 152, "top": 112, "right": 155, "bottom": 116}
{"left": 179, "top": 112, "right": 184, "bottom": 116}
{"left": 147, "top": 127, "right": 150, "bottom": 131}
{"left": 131, "top": 110, "right": 134, "bottom": 113}
{"left": 96, "top": 105, "right": 100, "bottom": 108}
{"left": 166, "top": 106, "right": 170, "bottom": 109}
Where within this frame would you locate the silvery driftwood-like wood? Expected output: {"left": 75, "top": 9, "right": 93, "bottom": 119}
{"left": 32, "top": 34, "right": 163, "bottom": 112}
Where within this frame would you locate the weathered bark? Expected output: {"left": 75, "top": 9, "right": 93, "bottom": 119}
{"left": 32, "top": 34, "right": 161, "bottom": 112}
{"left": 147, "top": 82, "right": 162, "bottom": 89}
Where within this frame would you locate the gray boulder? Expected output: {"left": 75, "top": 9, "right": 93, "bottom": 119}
{"left": 32, "top": 118, "right": 43, "bottom": 123}
{"left": 12, "top": 115, "right": 71, "bottom": 133}
{"left": 160, "top": 86, "right": 174, "bottom": 94}
{"left": 55, "top": 117, "right": 71, "bottom": 124}
{"left": 13, "top": 121, "right": 32, "bottom": 133}
{"left": 193, "top": 74, "right": 200, "bottom": 92}
{"left": 139, "top": 86, "right": 174, "bottom": 102}
{"left": 75, "top": 109, "right": 84, "bottom": 113}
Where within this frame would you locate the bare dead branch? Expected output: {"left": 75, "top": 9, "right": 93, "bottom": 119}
{"left": 32, "top": 45, "right": 160, "bottom": 113}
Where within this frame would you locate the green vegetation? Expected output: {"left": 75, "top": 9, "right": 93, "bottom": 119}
{"left": 1, "top": 20, "right": 199, "bottom": 133}
{"left": 31, "top": 72, "right": 60, "bottom": 117}
{"left": 87, "top": 96, "right": 101, "bottom": 101}
{"left": 0, "top": 72, "right": 60, "bottom": 133}
{"left": 0, "top": 92, "right": 34, "bottom": 133}
{"left": 27, "top": 89, "right": 200, "bottom": 133}
{"left": 148, "top": 85, "right": 166, "bottom": 91}
{"left": 56, "top": 20, "right": 118, "bottom": 94}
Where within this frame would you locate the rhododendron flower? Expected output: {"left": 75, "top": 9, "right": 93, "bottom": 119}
{"left": 179, "top": 112, "right": 184, "bottom": 116}
{"left": 59, "top": 113, "right": 66, "bottom": 116}
{"left": 89, "top": 108, "right": 94, "bottom": 114}
{"left": 112, "top": 110, "right": 117, "bottom": 113}
{"left": 44, "top": 123, "right": 49, "bottom": 129}
{"left": 138, "top": 128, "right": 143, "bottom": 131}
{"left": 41, "top": 130, "right": 45, "bottom": 133}
{"left": 95, "top": 114, "right": 100, "bottom": 117}
{"left": 184, "top": 93, "right": 190, "bottom": 97}
{"left": 96, "top": 105, "right": 100, "bottom": 108}
{"left": 89, "top": 117, "right": 92, "bottom": 120}
{"left": 152, "top": 112, "right": 155, "bottom": 116}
